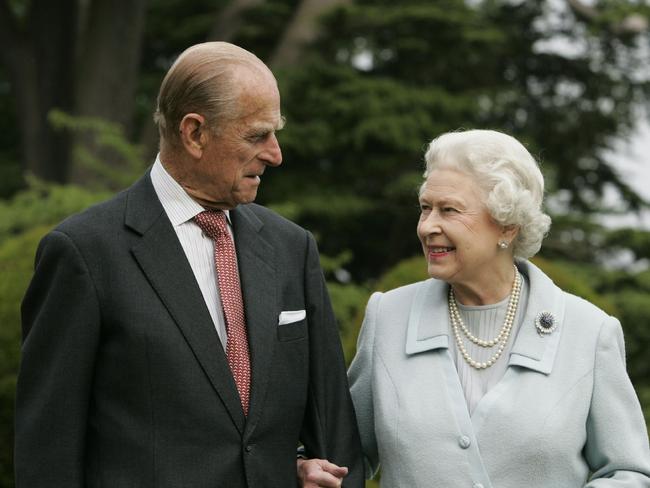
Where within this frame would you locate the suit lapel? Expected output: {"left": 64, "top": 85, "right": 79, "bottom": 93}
{"left": 230, "top": 206, "right": 278, "bottom": 435}
{"left": 125, "top": 173, "right": 246, "bottom": 432}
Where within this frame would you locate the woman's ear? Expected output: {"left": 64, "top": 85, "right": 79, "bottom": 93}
{"left": 179, "top": 113, "right": 206, "bottom": 159}
{"left": 500, "top": 224, "right": 519, "bottom": 246}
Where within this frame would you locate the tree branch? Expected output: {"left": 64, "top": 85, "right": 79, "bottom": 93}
{"left": 566, "top": 0, "right": 648, "bottom": 34}
{"left": 207, "top": 0, "right": 264, "bottom": 42}
{"left": 0, "top": 0, "right": 20, "bottom": 55}
{"left": 268, "top": 0, "right": 350, "bottom": 69}
{"left": 566, "top": 0, "right": 598, "bottom": 22}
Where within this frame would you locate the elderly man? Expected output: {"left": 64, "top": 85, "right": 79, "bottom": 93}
{"left": 15, "top": 42, "right": 362, "bottom": 488}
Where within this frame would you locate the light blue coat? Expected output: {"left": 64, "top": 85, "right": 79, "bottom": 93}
{"left": 349, "top": 260, "right": 650, "bottom": 487}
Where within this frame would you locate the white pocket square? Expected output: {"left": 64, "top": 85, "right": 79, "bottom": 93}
{"left": 278, "top": 310, "right": 306, "bottom": 325}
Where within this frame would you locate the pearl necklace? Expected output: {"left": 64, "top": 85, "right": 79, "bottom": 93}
{"left": 449, "top": 265, "right": 522, "bottom": 370}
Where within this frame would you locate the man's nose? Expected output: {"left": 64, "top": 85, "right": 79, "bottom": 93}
{"left": 262, "top": 133, "right": 282, "bottom": 166}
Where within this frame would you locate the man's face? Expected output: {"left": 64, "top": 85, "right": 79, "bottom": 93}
{"left": 182, "top": 74, "right": 284, "bottom": 209}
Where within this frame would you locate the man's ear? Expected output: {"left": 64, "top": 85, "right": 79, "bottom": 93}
{"left": 179, "top": 113, "right": 207, "bottom": 159}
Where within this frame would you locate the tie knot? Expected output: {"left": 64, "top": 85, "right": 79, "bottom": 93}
{"left": 194, "top": 210, "right": 228, "bottom": 240}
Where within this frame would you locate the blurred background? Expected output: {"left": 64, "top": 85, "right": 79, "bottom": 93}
{"left": 1, "top": 0, "right": 650, "bottom": 486}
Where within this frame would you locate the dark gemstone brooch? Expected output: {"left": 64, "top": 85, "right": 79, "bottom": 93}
{"left": 535, "top": 311, "right": 557, "bottom": 335}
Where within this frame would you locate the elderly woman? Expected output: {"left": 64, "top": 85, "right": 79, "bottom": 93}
{"left": 298, "top": 129, "right": 650, "bottom": 488}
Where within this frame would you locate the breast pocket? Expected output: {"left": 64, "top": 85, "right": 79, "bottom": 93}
{"left": 277, "top": 319, "right": 307, "bottom": 342}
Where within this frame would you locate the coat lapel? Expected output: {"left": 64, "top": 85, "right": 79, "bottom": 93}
{"left": 405, "top": 279, "right": 450, "bottom": 355}
{"left": 125, "top": 173, "right": 246, "bottom": 432}
{"left": 403, "top": 260, "right": 565, "bottom": 375}
{"left": 508, "top": 260, "right": 565, "bottom": 375}
{"left": 230, "top": 205, "right": 278, "bottom": 435}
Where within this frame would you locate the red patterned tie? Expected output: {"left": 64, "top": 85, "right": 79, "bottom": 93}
{"left": 194, "top": 210, "right": 251, "bottom": 415}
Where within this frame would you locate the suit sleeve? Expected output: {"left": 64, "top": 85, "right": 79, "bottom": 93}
{"left": 15, "top": 230, "right": 101, "bottom": 487}
{"left": 348, "top": 292, "right": 381, "bottom": 479}
{"left": 583, "top": 317, "right": 650, "bottom": 487}
{"left": 299, "top": 231, "right": 364, "bottom": 487}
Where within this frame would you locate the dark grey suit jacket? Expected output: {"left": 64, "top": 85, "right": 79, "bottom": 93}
{"left": 15, "top": 172, "right": 363, "bottom": 487}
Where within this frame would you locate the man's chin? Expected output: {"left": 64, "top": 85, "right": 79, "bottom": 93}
{"left": 234, "top": 190, "right": 259, "bottom": 206}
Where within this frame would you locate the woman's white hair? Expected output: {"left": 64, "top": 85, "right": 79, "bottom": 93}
{"left": 423, "top": 129, "right": 551, "bottom": 259}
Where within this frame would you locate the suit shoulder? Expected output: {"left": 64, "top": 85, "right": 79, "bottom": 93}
{"left": 53, "top": 189, "right": 128, "bottom": 239}
{"left": 242, "top": 203, "right": 307, "bottom": 236}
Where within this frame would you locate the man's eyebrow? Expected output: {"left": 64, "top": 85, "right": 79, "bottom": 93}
{"left": 249, "top": 116, "right": 285, "bottom": 135}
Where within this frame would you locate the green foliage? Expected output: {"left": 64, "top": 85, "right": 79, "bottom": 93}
{"left": 0, "top": 160, "right": 23, "bottom": 200}
{"left": 0, "top": 67, "right": 23, "bottom": 198}
{"left": 49, "top": 110, "right": 147, "bottom": 190}
{"left": 603, "top": 227, "right": 650, "bottom": 261}
{"left": 259, "top": 0, "right": 650, "bottom": 281}
{"left": 327, "top": 281, "right": 371, "bottom": 365}
{"left": 374, "top": 255, "right": 428, "bottom": 292}
{"left": 530, "top": 256, "right": 619, "bottom": 315}
{"left": 232, "top": 0, "right": 299, "bottom": 59}
{"left": 639, "top": 387, "right": 650, "bottom": 430}
{"left": 0, "top": 176, "right": 109, "bottom": 244}
{"left": 0, "top": 226, "right": 52, "bottom": 487}
{"left": 607, "top": 290, "right": 650, "bottom": 388}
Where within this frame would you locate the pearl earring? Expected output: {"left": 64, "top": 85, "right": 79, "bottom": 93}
{"left": 498, "top": 241, "right": 509, "bottom": 249}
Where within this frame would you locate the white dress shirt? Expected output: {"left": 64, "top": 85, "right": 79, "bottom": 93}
{"left": 150, "top": 156, "right": 231, "bottom": 350}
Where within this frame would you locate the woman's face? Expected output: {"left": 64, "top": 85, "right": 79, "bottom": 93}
{"left": 417, "top": 168, "right": 508, "bottom": 288}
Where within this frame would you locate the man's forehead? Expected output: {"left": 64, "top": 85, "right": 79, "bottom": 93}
{"left": 244, "top": 110, "right": 285, "bottom": 130}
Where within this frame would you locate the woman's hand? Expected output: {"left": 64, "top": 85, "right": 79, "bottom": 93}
{"left": 297, "top": 458, "right": 349, "bottom": 487}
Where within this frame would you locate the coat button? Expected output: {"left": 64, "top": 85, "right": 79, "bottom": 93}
{"left": 245, "top": 445, "right": 253, "bottom": 453}
{"left": 458, "top": 435, "right": 471, "bottom": 449}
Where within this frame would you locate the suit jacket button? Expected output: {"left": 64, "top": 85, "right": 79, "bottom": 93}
{"left": 245, "top": 445, "right": 253, "bottom": 453}
{"left": 458, "top": 435, "right": 471, "bottom": 449}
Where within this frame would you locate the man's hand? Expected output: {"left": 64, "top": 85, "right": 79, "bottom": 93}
{"left": 297, "top": 458, "right": 349, "bottom": 488}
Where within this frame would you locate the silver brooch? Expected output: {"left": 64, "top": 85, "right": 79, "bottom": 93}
{"left": 535, "top": 311, "right": 557, "bottom": 335}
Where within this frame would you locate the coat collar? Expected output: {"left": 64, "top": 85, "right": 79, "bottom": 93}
{"left": 404, "top": 260, "right": 565, "bottom": 375}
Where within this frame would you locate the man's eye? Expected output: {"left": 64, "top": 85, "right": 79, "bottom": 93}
{"left": 419, "top": 204, "right": 431, "bottom": 212}
{"left": 248, "top": 133, "right": 269, "bottom": 143}
{"left": 442, "top": 207, "right": 457, "bottom": 213}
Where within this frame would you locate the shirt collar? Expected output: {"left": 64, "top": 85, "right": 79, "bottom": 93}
{"left": 150, "top": 155, "right": 231, "bottom": 227}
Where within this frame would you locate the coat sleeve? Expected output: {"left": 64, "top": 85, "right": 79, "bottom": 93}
{"left": 15, "top": 230, "right": 101, "bottom": 487}
{"left": 583, "top": 316, "right": 650, "bottom": 486}
{"left": 299, "top": 231, "right": 364, "bottom": 487}
{"left": 348, "top": 292, "right": 382, "bottom": 479}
